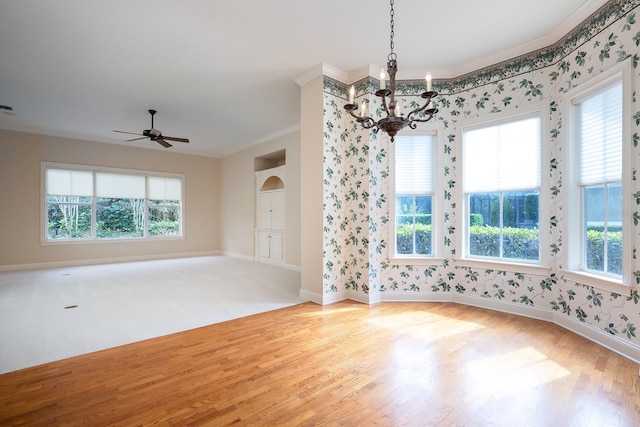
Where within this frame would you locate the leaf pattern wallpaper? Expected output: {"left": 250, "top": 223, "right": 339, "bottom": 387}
{"left": 320, "top": 1, "right": 640, "bottom": 351}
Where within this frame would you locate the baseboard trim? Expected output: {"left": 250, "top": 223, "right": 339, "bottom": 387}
{"left": 223, "top": 252, "right": 301, "bottom": 272}
{"left": 452, "top": 294, "right": 555, "bottom": 322}
{"left": 222, "top": 252, "right": 254, "bottom": 262}
{"left": 0, "top": 251, "right": 221, "bottom": 272}
{"left": 380, "top": 292, "right": 453, "bottom": 303}
{"left": 376, "top": 292, "right": 637, "bottom": 364}
{"left": 554, "top": 313, "right": 640, "bottom": 364}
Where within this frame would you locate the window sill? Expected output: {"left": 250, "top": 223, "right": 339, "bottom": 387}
{"left": 389, "top": 256, "right": 446, "bottom": 266}
{"left": 41, "top": 236, "right": 184, "bottom": 245}
{"left": 560, "top": 270, "right": 635, "bottom": 296}
{"left": 457, "top": 257, "right": 550, "bottom": 276}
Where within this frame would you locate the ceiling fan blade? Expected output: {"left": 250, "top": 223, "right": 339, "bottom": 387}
{"left": 161, "top": 136, "right": 189, "bottom": 143}
{"left": 156, "top": 138, "right": 172, "bottom": 148}
{"left": 125, "top": 136, "right": 149, "bottom": 142}
{"left": 113, "top": 130, "right": 144, "bottom": 136}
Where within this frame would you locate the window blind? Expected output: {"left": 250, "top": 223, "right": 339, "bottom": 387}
{"left": 578, "top": 82, "right": 622, "bottom": 185}
{"left": 395, "top": 135, "right": 434, "bottom": 194}
{"left": 463, "top": 117, "right": 541, "bottom": 193}
{"left": 148, "top": 176, "right": 182, "bottom": 200}
{"left": 46, "top": 169, "right": 93, "bottom": 196}
{"left": 95, "top": 172, "right": 145, "bottom": 199}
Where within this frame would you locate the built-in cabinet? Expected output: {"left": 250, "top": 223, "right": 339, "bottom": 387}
{"left": 255, "top": 166, "right": 285, "bottom": 264}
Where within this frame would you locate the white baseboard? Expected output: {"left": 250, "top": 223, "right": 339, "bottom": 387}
{"left": 223, "top": 252, "right": 301, "bottom": 272}
{"left": 452, "top": 294, "right": 555, "bottom": 322}
{"left": 299, "top": 288, "right": 350, "bottom": 305}
{"left": 283, "top": 263, "right": 302, "bottom": 272}
{"left": 299, "top": 289, "right": 323, "bottom": 304}
{"left": 380, "top": 292, "right": 453, "bottom": 303}
{"left": 222, "top": 251, "right": 254, "bottom": 262}
{"left": 0, "top": 251, "right": 221, "bottom": 272}
{"left": 376, "top": 291, "right": 637, "bottom": 364}
{"left": 554, "top": 313, "right": 640, "bottom": 364}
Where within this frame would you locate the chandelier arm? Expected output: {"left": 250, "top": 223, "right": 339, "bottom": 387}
{"left": 408, "top": 114, "right": 438, "bottom": 127}
{"left": 406, "top": 105, "right": 431, "bottom": 122}
{"left": 346, "top": 108, "right": 377, "bottom": 129}
{"left": 358, "top": 116, "right": 377, "bottom": 129}
{"left": 405, "top": 91, "right": 439, "bottom": 121}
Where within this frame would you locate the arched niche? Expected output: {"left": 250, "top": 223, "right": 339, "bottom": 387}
{"left": 260, "top": 176, "right": 284, "bottom": 191}
{"left": 256, "top": 166, "right": 286, "bottom": 191}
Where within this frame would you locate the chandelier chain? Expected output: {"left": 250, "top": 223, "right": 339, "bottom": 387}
{"left": 389, "top": 0, "right": 395, "bottom": 56}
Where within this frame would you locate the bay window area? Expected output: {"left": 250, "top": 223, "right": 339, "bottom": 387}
{"left": 44, "top": 163, "right": 183, "bottom": 242}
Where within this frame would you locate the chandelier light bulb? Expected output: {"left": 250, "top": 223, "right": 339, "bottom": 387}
{"left": 380, "top": 69, "right": 386, "bottom": 90}
{"left": 349, "top": 85, "right": 355, "bottom": 104}
{"left": 426, "top": 73, "right": 432, "bottom": 91}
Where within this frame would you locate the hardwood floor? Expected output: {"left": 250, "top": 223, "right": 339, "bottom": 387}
{"left": 1, "top": 301, "right": 639, "bottom": 426}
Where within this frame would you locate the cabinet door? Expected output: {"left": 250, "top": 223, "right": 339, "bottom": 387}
{"left": 270, "top": 192, "right": 285, "bottom": 230}
{"left": 258, "top": 231, "right": 271, "bottom": 258}
{"left": 258, "top": 193, "right": 273, "bottom": 229}
{"left": 269, "top": 232, "right": 283, "bottom": 260}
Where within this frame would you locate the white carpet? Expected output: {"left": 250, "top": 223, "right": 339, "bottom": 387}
{"left": 0, "top": 256, "right": 305, "bottom": 374}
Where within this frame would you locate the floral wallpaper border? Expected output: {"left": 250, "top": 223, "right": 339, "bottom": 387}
{"left": 327, "top": 0, "right": 640, "bottom": 98}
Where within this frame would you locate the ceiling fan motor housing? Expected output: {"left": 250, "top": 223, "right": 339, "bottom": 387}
{"left": 143, "top": 128, "right": 162, "bottom": 139}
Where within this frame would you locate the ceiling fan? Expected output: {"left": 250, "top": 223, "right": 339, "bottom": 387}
{"left": 113, "top": 109, "right": 189, "bottom": 148}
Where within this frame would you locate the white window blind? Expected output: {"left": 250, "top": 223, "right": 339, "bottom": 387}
{"left": 148, "top": 176, "right": 182, "bottom": 200}
{"left": 95, "top": 172, "right": 145, "bottom": 199}
{"left": 46, "top": 169, "right": 93, "bottom": 196}
{"left": 395, "top": 135, "right": 434, "bottom": 194}
{"left": 577, "top": 82, "right": 622, "bottom": 185}
{"left": 463, "top": 117, "right": 541, "bottom": 193}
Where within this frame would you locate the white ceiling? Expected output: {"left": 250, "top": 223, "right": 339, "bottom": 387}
{"left": 0, "top": 0, "right": 607, "bottom": 157}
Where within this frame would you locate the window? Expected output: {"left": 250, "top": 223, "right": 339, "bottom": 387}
{"left": 392, "top": 134, "right": 435, "bottom": 257}
{"left": 463, "top": 115, "right": 541, "bottom": 262}
{"left": 579, "top": 83, "right": 622, "bottom": 276}
{"left": 566, "top": 63, "right": 632, "bottom": 286}
{"left": 44, "top": 163, "right": 183, "bottom": 241}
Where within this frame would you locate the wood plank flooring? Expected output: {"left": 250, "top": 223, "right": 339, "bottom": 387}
{"left": 1, "top": 301, "right": 639, "bottom": 426}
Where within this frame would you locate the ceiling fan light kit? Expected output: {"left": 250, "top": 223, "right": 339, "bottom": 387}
{"left": 114, "top": 109, "right": 189, "bottom": 148}
{"left": 344, "top": 0, "right": 438, "bottom": 142}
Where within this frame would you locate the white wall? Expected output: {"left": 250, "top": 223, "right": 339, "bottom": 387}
{"left": 299, "top": 75, "right": 325, "bottom": 300}
{"left": 0, "top": 130, "right": 220, "bottom": 269}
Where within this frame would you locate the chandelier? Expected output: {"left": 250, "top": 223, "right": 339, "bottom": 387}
{"left": 344, "top": 0, "right": 438, "bottom": 142}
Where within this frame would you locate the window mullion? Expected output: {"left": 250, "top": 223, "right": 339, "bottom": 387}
{"left": 603, "top": 184, "right": 609, "bottom": 274}
{"left": 499, "top": 193, "right": 504, "bottom": 258}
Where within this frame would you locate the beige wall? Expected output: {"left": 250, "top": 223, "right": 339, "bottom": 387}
{"left": 219, "top": 130, "right": 301, "bottom": 267}
{"left": 0, "top": 130, "right": 219, "bottom": 269}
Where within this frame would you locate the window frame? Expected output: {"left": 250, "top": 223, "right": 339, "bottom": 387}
{"left": 41, "top": 162, "right": 185, "bottom": 244}
{"left": 389, "top": 127, "right": 444, "bottom": 264}
{"left": 563, "top": 60, "right": 633, "bottom": 291}
{"left": 459, "top": 104, "right": 550, "bottom": 270}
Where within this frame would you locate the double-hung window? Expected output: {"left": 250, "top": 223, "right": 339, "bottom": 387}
{"left": 578, "top": 83, "right": 622, "bottom": 276}
{"left": 392, "top": 133, "right": 435, "bottom": 257}
{"left": 463, "top": 114, "right": 542, "bottom": 263}
{"left": 566, "top": 62, "right": 631, "bottom": 286}
{"left": 44, "top": 163, "right": 183, "bottom": 241}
